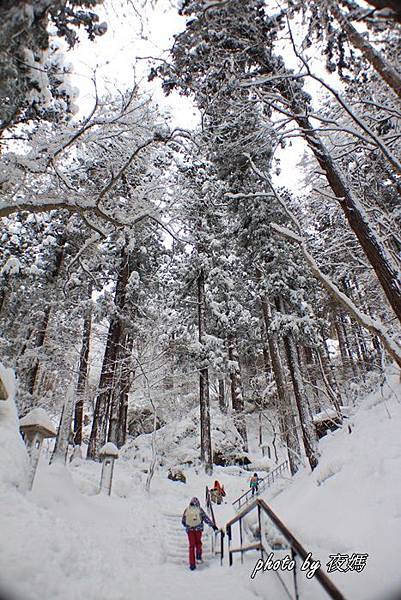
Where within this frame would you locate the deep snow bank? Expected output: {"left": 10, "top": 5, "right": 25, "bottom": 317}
{"left": 0, "top": 363, "right": 28, "bottom": 494}
{"left": 267, "top": 367, "right": 401, "bottom": 600}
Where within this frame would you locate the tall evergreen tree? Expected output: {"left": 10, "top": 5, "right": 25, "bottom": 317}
{"left": 154, "top": 0, "right": 401, "bottom": 327}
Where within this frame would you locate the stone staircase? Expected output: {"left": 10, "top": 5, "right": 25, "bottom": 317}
{"left": 162, "top": 512, "right": 214, "bottom": 566}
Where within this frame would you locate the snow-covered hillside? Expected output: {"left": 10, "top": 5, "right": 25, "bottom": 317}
{"left": 1, "top": 368, "right": 400, "bottom": 600}
{"left": 269, "top": 367, "right": 401, "bottom": 600}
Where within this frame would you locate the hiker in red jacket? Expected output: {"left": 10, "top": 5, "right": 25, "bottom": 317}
{"left": 182, "top": 496, "right": 218, "bottom": 570}
{"left": 210, "top": 480, "right": 226, "bottom": 504}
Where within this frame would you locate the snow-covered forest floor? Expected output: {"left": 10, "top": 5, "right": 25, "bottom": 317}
{"left": 1, "top": 368, "right": 400, "bottom": 600}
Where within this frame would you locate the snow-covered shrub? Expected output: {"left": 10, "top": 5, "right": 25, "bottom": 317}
{"left": 120, "top": 405, "right": 248, "bottom": 471}
{"left": 127, "top": 407, "right": 165, "bottom": 438}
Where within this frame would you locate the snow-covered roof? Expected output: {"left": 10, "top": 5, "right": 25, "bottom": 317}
{"left": 313, "top": 409, "right": 339, "bottom": 424}
{"left": 99, "top": 442, "right": 119, "bottom": 458}
{"left": 19, "top": 408, "right": 57, "bottom": 437}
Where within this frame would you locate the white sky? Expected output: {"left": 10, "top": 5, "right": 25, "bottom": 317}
{"left": 68, "top": 0, "right": 198, "bottom": 129}
{"left": 65, "top": 0, "right": 352, "bottom": 194}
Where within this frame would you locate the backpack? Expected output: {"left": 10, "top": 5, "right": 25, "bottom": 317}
{"left": 185, "top": 505, "right": 202, "bottom": 527}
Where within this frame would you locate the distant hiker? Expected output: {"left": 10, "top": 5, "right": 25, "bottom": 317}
{"left": 250, "top": 472, "right": 260, "bottom": 496}
{"left": 214, "top": 480, "right": 226, "bottom": 497}
{"left": 210, "top": 488, "right": 219, "bottom": 504}
{"left": 210, "top": 480, "right": 226, "bottom": 504}
{"left": 182, "top": 496, "right": 218, "bottom": 570}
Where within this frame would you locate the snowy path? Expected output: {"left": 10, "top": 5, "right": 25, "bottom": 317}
{"left": 2, "top": 379, "right": 401, "bottom": 600}
{"left": 0, "top": 457, "right": 271, "bottom": 600}
{"left": 162, "top": 512, "right": 196, "bottom": 566}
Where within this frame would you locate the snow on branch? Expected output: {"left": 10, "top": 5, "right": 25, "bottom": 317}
{"left": 203, "top": 1, "right": 230, "bottom": 14}
{"left": 0, "top": 122, "right": 182, "bottom": 237}
{"left": 286, "top": 17, "right": 401, "bottom": 176}
{"left": 271, "top": 222, "right": 401, "bottom": 368}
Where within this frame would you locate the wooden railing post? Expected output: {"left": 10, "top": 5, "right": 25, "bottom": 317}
{"left": 227, "top": 524, "right": 232, "bottom": 566}
{"left": 257, "top": 503, "right": 263, "bottom": 560}
{"left": 292, "top": 547, "right": 299, "bottom": 600}
{"left": 257, "top": 500, "right": 346, "bottom": 600}
{"left": 239, "top": 517, "right": 243, "bottom": 564}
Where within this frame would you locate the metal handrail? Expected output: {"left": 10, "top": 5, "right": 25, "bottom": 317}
{"left": 225, "top": 498, "right": 346, "bottom": 600}
{"left": 232, "top": 459, "right": 290, "bottom": 510}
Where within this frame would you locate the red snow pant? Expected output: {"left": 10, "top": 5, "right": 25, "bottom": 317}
{"left": 187, "top": 529, "right": 203, "bottom": 567}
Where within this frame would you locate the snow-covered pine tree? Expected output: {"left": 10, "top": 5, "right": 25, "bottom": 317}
{"left": 0, "top": 0, "right": 106, "bottom": 132}
{"left": 156, "top": 0, "right": 323, "bottom": 470}
{"left": 159, "top": 0, "right": 401, "bottom": 326}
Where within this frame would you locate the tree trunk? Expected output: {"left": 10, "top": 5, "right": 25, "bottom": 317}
{"left": 51, "top": 383, "right": 75, "bottom": 464}
{"left": 332, "top": 307, "right": 351, "bottom": 373}
{"left": 259, "top": 290, "right": 301, "bottom": 475}
{"left": 355, "top": 323, "right": 370, "bottom": 367}
{"left": 318, "top": 341, "right": 343, "bottom": 409}
{"left": 352, "top": 277, "right": 384, "bottom": 367}
{"left": 339, "top": 313, "right": 359, "bottom": 376}
{"left": 0, "top": 275, "right": 8, "bottom": 315}
{"left": 340, "top": 278, "right": 367, "bottom": 374}
{"left": 260, "top": 316, "right": 271, "bottom": 380}
{"left": 227, "top": 334, "right": 248, "bottom": 451}
{"left": 218, "top": 378, "right": 226, "bottom": 413}
{"left": 73, "top": 290, "right": 92, "bottom": 446}
{"left": 87, "top": 318, "right": 121, "bottom": 460}
{"left": 87, "top": 248, "right": 129, "bottom": 460}
{"left": 315, "top": 349, "right": 343, "bottom": 419}
{"left": 25, "top": 305, "right": 52, "bottom": 398}
{"left": 198, "top": 268, "right": 213, "bottom": 474}
{"left": 301, "top": 346, "right": 321, "bottom": 413}
{"left": 117, "top": 333, "right": 134, "bottom": 449}
{"left": 332, "top": 1, "right": 401, "bottom": 98}
{"left": 24, "top": 234, "right": 66, "bottom": 403}
{"left": 106, "top": 367, "right": 120, "bottom": 447}
{"left": 108, "top": 332, "right": 133, "bottom": 448}
{"left": 349, "top": 277, "right": 377, "bottom": 368}
{"left": 277, "top": 298, "right": 319, "bottom": 471}
{"left": 293, "top": 112, "right": 401, "bottom": 324}
{"left": 227, "top": 335, "right": 243, "bottom": 411}
{"left": 283, "top": 333, "right": 319, "bottom": 470}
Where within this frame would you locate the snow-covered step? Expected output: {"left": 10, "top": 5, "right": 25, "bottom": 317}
{"left": 161, "top": 510, "right": 215, "bottom": 565}
{"left": 167, "top": 552, "right": 188, "bottom": 559}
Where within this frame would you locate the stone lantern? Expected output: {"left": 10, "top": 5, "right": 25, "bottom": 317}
{"left": 19, "top": 408, "right": 57, "bottom": 489}
{"left": 99, "top": 442, "right": 119, "bottom": 496}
